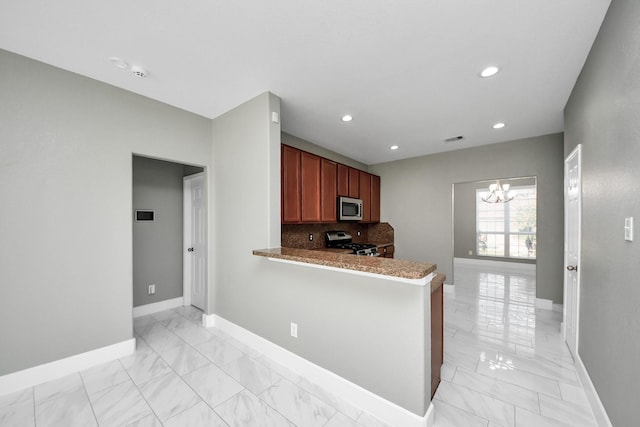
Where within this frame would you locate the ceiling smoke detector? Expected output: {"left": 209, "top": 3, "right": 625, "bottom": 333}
{"left": 130, "top": 66, "right": 148, "bottom": 78}
{"left": 444, "top": 136, "right": 464, "bottom": 143}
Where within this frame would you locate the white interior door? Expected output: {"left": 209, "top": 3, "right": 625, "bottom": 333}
{"left": 184, "top": 173, "right": 206, "bottom": 310}
{"left": 564, "top": 145, "right": 581, "bottom": 357}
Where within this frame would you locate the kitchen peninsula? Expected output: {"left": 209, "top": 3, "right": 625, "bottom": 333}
{"left": 253, "top": 247, "right": 435, "bottom": 283}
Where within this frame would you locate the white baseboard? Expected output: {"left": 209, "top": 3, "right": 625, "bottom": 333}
{"left": 133, "top": 297, "right": 184, "bottom": 318}
{"left": 0, "top": 338, "right": 135, "bottom": 397}
{"left": 575, "top": 353, "right": 613, "bottom": 427}
{"left": 204, "top": 313, "right": 433, "bottom": 427}
{"left": 443, "top": 283, "right": 455, "bottom": 293}
{"left": 552, "top": 303, "right": 563, "bottom": 313}
{"left": 535, "top": 298, "right": 553, "bottom": 310}
{"left": 454, "top": 257, "right": 536, "bottom": 273}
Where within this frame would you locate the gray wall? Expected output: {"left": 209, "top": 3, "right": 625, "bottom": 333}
{"left": 454, "top": 177, "right": 536, "bottom": 264}
{"left": 211, "top": 93, "right": 430, "bottom": 415}
{"left": 281, "top": 132, "right": 369, "bottom": 170}
{"left": 564, "top": 0, "right": 638, "bottom": 424}
{"left": 369, "top": 134, "right": 564, "bottom": 303}
{"left": 133, "top": 156, "right": 185, "bottom": 307}
{"left": 0, "top": 49, "right": 212, "bottom": 376}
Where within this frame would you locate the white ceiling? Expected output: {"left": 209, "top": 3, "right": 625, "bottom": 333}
{"left": 0, "top": 0, "right": 610, "bottom": 165}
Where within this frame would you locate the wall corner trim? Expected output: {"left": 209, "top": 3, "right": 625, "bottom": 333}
{"left": 0, "top": 338, "right": 135, "bottom": 397}
{"left": 202, "top": 313, "right": 433, "bottom": 427}
{"left": 575, "top": 353, "right": 613, "bottom": 427}
{"left": 133, "top": 297, "right": 184, "bottom": 318}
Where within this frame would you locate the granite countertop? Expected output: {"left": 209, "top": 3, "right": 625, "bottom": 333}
{"left": 253, "top": 247, "right": 436, "bottom": 280}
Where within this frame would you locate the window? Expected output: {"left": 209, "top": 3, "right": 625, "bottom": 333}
{"left": 476, "top": 186, "right": 536, "bottom": 259}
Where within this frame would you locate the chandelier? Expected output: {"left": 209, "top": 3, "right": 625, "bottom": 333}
{"left": 482, "top": 180, "right": 515, "bottom": 203}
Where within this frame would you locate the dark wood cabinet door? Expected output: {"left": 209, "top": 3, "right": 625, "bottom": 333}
{"left": 321, "top": 159, "right": 337, "bottom": 222}
{"left": 301, "top": 152, "right": 321, "bottom": 222}
{"left": 371, "top": 174, "right": 381, "bottom": 223}
{"left": 281, "top": 145, "right": 301, "bottom": 223}
{"left": 337, "top": 164, "right": 349, "bottom": 196}
{"left": 348, "top": 167, "right": 360, "bottom": 198}
{"left": 431, "top": 281, "right": 444, "bottom": 398}
{"left": 359, "top": 171, "right": 371, "bottom": 222}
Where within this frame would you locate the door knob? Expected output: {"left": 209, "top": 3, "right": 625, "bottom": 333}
{"left": 566, "top": 265, "right": 577, "bottom": 271}
{"left": 187, "top": 247, "right": 194, "bottom": 252}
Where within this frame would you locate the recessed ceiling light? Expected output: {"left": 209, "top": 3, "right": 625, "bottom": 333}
{"left": 390, "top": 145, "right": 399, "bottom": 150}
{"left": 493, "top": 122, "right": 506, "bottom": 129}
{"left": 109, "top": 57, "right": 128, "bottom": 69}
{"left": 341, "top": 115, "right": 353, "bottom": 122}
{"left": 480, "top": 66, "right": 499, "bottom": 78}
{"left": 130, "top": 65, "right": 149, "bottom": 78}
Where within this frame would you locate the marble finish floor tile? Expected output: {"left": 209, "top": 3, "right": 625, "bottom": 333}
{"left": 442, "top": 263, "right": 598, "bottom": 427}
{"left": 126, "top": 413, "right": 163, "bottom": 427}
{"left": 163, "top": 400, "right": 227, "bottom": 427}
{"left": 515, "top": 407, "right": 573, "bottom": 427}
{"left": 139, "top": 372, "right": 200, "bottom": 421}
{"left": 159, "top": 342, "right": 210, "bottom": 375}
{"left": 434, "top": 380, "right": 515, "bottom": 426}
{"left": 120, "top": 347, "right": 173, "bottom": 387}
{"left": 295, "top": 376, "right": 363, "bottom": 420}
{"left": 35, "top": 387, "right": 96, "bottom": 427}
{"left": 451, "top": 367, "right": 540, "bottom": 414}
{"left": 80, "top": 359, "right": 130, "bottom": 396}
{"left": 259, "top": 379, "right": 336, "bottom": 427}
{"left": 89, "top": 380, "right": 152, "bottom": 426}
{"left": 182, "top": 362, "right": 244, "bottom": 408}
{"left": 221, "top": 354, "right": 281, "bottom": 394}
{"left": 215, "top": 389, "right": 295, "bottom": 427}
{"left": 140, "top": 328, "right": 186, "bottom": 354}
{"left": 34, "top": 373, "right": 83, "bottom": 404}
{"left": 0, "top": 399, "right": 35, "bottom": 427}
{"left": 0, "top": 387, "right": 32, "bottom": 408}
{"left": 538, "top": 393, "right": 597, "bottom": 426}
{"left": 172, "top": 323, "right": 213, "bottom": 346}
{"left": 433, "top": 399, "right": 489, "bottom": 427}
{"left": 195, "top": 334, "right": 246, "bottom": 366}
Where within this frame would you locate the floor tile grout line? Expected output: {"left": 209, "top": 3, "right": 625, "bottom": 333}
{"left": 118, "top": 346, "right": 168, "bottom": 425}
{"left": 32, "top": 386, "right": 36, "bottom": 427}
{"left": 78, "top": 372, "right": 99, "bottom": 426}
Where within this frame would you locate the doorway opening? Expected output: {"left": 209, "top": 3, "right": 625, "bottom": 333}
{"left": 452, "top": 176, "right": 537, "bottom": 287}
{"left": 132, "top": 155, "right": 206, "bottom": 318}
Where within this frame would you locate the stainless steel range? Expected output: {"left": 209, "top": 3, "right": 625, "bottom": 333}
{"left": 326, "top": 231, "right": 379, "bottom": 256}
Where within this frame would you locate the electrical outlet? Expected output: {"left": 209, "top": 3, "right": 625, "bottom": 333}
{"left": 148, "top": 284, "right": 156, "bottom": 295}
{"left": 309, "top": 233, "right": 313, "bottom": 241}
{"left": 290, "top": 322, "right": 298, "bottom": 338}
{"left": 468, "top": 250, "right": 473, "bottom": 256}
{"left": 357, "top": 230, "right": 361, "bottom": 237}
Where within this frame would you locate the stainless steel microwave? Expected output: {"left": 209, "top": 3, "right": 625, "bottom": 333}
{"left": 338, "top": 196, "right": 363, "bottom": 221}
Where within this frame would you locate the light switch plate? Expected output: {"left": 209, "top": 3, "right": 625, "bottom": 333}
{"left": 625, "top": 217, "right": 633, "bottom": 241}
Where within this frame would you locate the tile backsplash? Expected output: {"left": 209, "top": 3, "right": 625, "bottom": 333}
{"left": 282, "top": 222, "right": 394, "bottom": 249}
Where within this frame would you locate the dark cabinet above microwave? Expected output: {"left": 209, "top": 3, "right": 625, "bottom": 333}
{"left": 281, "top": 144, "right": 380, "bottom": 224}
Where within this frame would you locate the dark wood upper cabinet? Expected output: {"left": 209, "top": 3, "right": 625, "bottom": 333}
{"left": 301, "top": 152, "right": 321, "bottom": 222}
{"left": 321, "top": 159, "right": 337, "bottom": 222}
{"left": 359, "top": 171, "right": 372, "bottom": 222}
{"left": 280, "top": 144, "right": 380, "bottom": 224}
{"left": 281, "top": 145, "right": 301, "bottom": 223}
{"left": 348, "top": 168, "right": 360, "bottom": 198}
{"left": 337, "top": 164, "right": 349, "bottom": 197}
{"left": 371, "top": 174, "right": 381, "bottom": 223}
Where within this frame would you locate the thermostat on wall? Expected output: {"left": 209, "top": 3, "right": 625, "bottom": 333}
{"left": 135, "top": 210, "right": 155, "bottom": 221}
